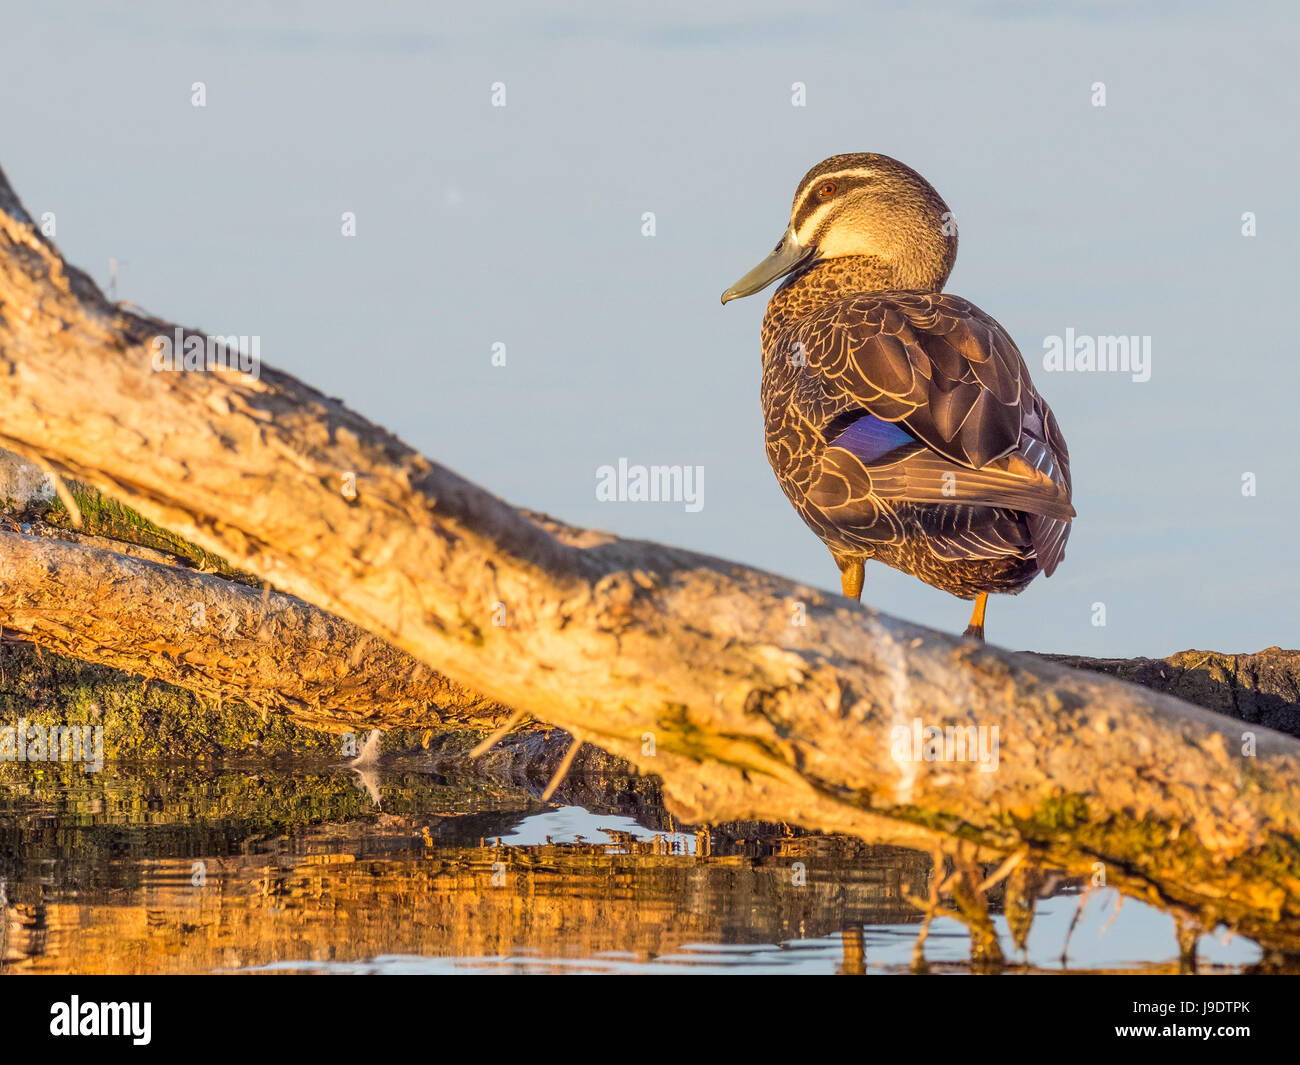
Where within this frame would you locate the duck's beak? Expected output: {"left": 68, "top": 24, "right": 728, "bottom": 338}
{"left": 721, "top": 226, "right": 813, "bottom": 304}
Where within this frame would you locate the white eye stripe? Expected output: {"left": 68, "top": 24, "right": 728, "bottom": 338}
{"left": 793, "top": 200, "right": 838, "bottom": 245}
{"left": 790, "top": 168, "right": 874, "bottom": 225}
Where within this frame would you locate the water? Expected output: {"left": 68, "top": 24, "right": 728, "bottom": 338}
{"left": 0, "top": 761, "right": 1261, "bottom": 974}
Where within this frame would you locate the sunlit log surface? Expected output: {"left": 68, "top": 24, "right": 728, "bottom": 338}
{"left": 4, "top": 528, "right": 1297, "bottom": 751}
{"left": 2, "top": 164, "right": 1300, "bottom": 950}
{"left": 0, "top": 529, "right": 508, "bottom": 733}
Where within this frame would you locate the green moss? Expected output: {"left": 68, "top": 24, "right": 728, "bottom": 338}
{"left": 0, "top": 643, "right": 339, "bottom": 760}
{"left": 654, "top": 703, "right": 708, "bottom": 758}
{"left": 1019, "top": 794, "right": 1090, "bottom": 832}
{"left": 38, "top": 480, "right": 256, "bottom": 584}
{"left": 456, "top": 607, "right": 485, "bottom": 647}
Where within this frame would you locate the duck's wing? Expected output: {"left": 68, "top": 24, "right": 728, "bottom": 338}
{"left": 793, "top": 291, "right": 1074, "bottom": 569}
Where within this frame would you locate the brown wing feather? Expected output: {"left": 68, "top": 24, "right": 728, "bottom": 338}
{"left": 795, "top": 292, "right": 1030, "bottom": 468}
{"left": 863, "top": 442, "right": 1074, "bottom": 520}
{"left": 795, "top": 290, "right": 1073, "bottom": 570}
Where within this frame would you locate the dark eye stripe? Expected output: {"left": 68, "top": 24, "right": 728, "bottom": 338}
{"left": 792, "top": 174, "right": 860, "bottom": 233}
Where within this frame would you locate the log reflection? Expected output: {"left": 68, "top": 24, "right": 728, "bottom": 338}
{"left": 0, "top": 761, "right": 1241, "bottom": 975}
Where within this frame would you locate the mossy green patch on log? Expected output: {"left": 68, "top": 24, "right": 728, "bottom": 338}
{"left": 0, "top": 641, "right": 535, "bottom": 765}
{"left": 0, "top": 642, "right": 337, "bottom": 760}
{"left": 27, "top": 479, "right": 255, "bottom": 584}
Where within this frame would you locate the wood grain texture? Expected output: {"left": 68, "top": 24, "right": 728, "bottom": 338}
{"left": 0, "top": 530, "right": 508, "bottom": 732}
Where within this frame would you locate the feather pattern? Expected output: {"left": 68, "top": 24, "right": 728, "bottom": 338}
{"left": 760, "top": 267, "right": 1074, "bottom": 599}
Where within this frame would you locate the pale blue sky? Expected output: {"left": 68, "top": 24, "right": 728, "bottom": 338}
{"left": 4, "top": 1, "right": 1297, "bottom": 655}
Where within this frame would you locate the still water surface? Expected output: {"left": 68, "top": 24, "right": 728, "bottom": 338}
{"left": 0, "top": 761, "right": 1261, "bottom": 975}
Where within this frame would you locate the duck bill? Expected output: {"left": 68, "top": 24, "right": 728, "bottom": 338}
{"left": 721, "top": 227, "right": 813, "bottom": 304}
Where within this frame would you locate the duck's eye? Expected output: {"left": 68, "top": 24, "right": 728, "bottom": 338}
{"left": 818, "top": 181, "right": 837, "bottom": 199}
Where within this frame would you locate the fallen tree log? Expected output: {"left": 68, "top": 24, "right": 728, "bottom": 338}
{"left": 5, "top": 525, "right": 1298, "bottom": 745}
{"left": 0, "top": 529, "right": 509, "bottom": 733}
{"left": 1043, "top": 650, "right": 1300, "bottom": 740}
{"left": 5, "top": 522, "right": 1300, "bottom": 776}
{"left": 2, "top": 164, "right": 1300, "bottom": 951}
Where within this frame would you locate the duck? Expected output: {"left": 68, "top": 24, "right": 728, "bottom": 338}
{"left": 721, "top": 153, "right": 1073, "bottom": 641}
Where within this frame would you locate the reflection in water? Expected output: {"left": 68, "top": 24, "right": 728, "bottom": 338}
{"left": 0, "top": 762, "right": 1260, "bottom": 974}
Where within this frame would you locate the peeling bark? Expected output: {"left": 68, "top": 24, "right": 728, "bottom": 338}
{"left": 2, "top": 163, "right": 1300, "bottom": 950}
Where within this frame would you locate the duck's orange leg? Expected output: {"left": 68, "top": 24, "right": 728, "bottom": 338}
{"left": 963, "top": 592, "right": 988, "bottom": 642}
{"left": 838, "top": 559, "right": 864, "bottom": 601}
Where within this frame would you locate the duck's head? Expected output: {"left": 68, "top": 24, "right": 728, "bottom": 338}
{"left": 721, "top": 152, "right": 957, "bottom": 304}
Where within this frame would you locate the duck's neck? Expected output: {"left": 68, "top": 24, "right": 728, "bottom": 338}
{"left": 762, "top": 255, "right": 939, "bottom": 334}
